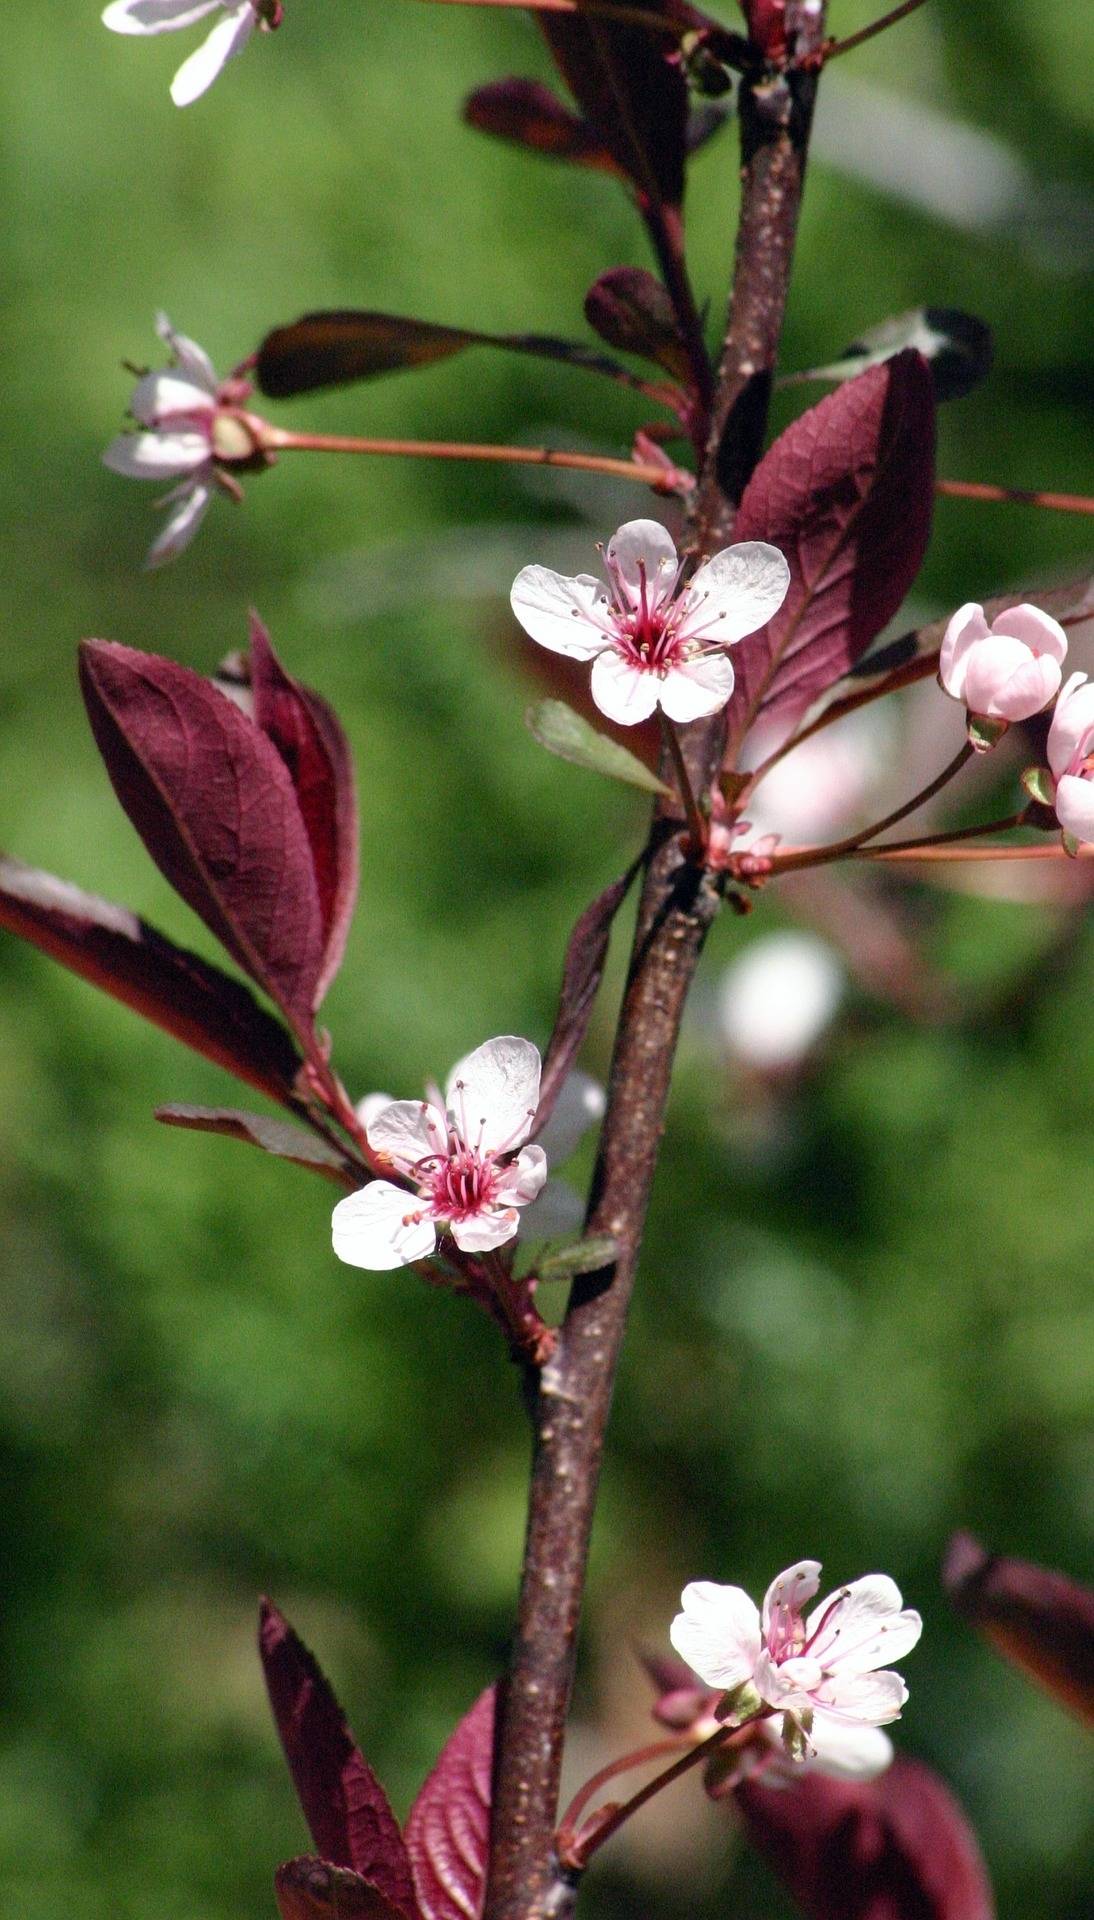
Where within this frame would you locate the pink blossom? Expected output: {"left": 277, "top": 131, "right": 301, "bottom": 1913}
{"left": 1047, "top": 670, "right": 1094, "bottom": 846}
{"left": 510, "top": 519, "right": 789, "bottom": 727}
{"left": 670, "top": 1561, "right": 921, "bottom": 1769}
{"left": 102, "top": 1, "right": 279, "bottom": 107}
{"left": 102, "top": 314, "right": 257, "bottom": 567}
{"left": 333, "top": 1037, "right": 548, "bottom": 1270}
{"left": 939, "top": 601, "right": 1067, "bottom": 727}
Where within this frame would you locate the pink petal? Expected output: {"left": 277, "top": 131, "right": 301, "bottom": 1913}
{"left": 1055, "top": 772, "right": 1094, "bottom": 844}
{"left": 988, "top": 651, "right": 1062, "bottom": 722}
{"left": 366, "top": 1099, "right": 447, "bottom": 1173}
{"left": 1048, "top": 672, "right": 1094, "bottom": 779}
{"left": 813, "top": 1667, "right": 909, "bottom": 1725}
{"left": 510, "top": 566, "right": 613, "bottom": 659}
{"left": 170, "top": 2, "right": 254, "bottom": 105}
{"left": 590, "top": 650, "right": 661, "bottom": 726}
{"left": 445, "top": 1036, "right": 541, "bottom": 1156}
{"left": 449, "top": 1204, "right": 521, "bottom": 1254}
{"left": 798, "top": 1712, "right": 894, "bottom": 1780}
{"left": 605, "top": 519, "right": 679, "bottom": 609}
{"left": 332, "top": 1181, "right": 437, "bottom": 1270}
{"left": 678, "top": 541, "right": 791, "bottom": 646}
{"left": 762, "top": 1561, "right": 823, "bottom": 1640}
{"left": 156, "top": 311, "right": 220, "bottom": 392}
{"left": 669, "top": 1581, "right": 762, "bottom": 1691}
{"left": 102, "top": 430, "right": 211, "bottom": 478}
{"left": 129, "top": 369, "right": 215, "bottom": 427}
{"left": 145, "top": 480, "right": 212, "bottom": 568}
{"left": 658, "top": 651, "right": 735, "bottom": 723}
{"left": 806, "top": 1575, "right": 922, "bottom": 1674}
{"left": 495, "top": 1143, "right": 548, "bottom": 1207}
{"left": 990, "top": 602, "right": 1068, "bottom": 663}
{"left": 939, "top": 601, "right": 991, "bottom": 699}
{"left": 959, "top": 634, "right": 1032, "bottom": 716}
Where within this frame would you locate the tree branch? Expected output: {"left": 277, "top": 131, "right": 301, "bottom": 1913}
{"left": 482, "top": 12, "right": 828, "bottom": 1919}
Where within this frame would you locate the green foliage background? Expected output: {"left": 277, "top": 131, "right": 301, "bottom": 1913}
{"left": 0, "top": 3, "right": 1091, "bottom": 1915}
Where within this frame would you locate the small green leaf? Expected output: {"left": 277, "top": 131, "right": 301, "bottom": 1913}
{"left": 781, "top": 307, "right": 993, "bottom": 404}
{"left": 538, "top": 1234, "right": 619, "bottom": 1279}
{"left": 966, "top": 711, "right": 1008, "bottom": 753}
{"left": 526, "top": 701, "right": 670, "bottom": 796}
{"left": 1021, "top": 763, "right": 1056, "bottom": 806}
{"left": 1062, "top": 829, "right": 1082, "bottom": 859}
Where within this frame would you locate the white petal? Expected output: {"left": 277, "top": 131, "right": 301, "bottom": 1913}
{"left": 445, "top": 1036, "right": 542, "bottom": 1156}
{"left": 754, "top": 1650, "right": 821, "bottom": 1711}
{"left": 800, "top": 1713, "right": 893, "bottom": 1780}
{"left": 103, "top": 430, "right": 210, "bottom": 478}
{"left": 534, "top": 1071, "right": 605, "bottom": 1165}
{"left": 332, "top": 1181, "right": 437, "bottom": 1271}
{"left": 103, "top": 0, "right": 222, "bottom": 34}
{"left": 156, "top": 311, "right": 220, "bottom": 391}
{"left": 605, "top": 519, "right": 679, "bottom": 609}
{"left": 991, "top": 602, "right": 1068, "bottom": 663}
{"left": 678, "top": 541, "right": 790, "bottom": 646}
{"left": 590, "top": 650, "right": 661, "bottom": 726}
{"left": 669, "top": 1581, "right": 763, "bottom": 1691}
{"left": 658, "top": 652, "right": 735, "bottom": 723}
{"left": 1048, "top": 672, "right": 1094, "bottom": 779}
{"left": 938, "top": 601, "right": 990, "bottom": 698}
{"left": 814, "top": 1668, "right": 909, "bottom": 1725}
{"left": 510, "top": 566, "right": 613, "bottom": 659}
{"left": 984, "top": 651, "right": 1062, "bottom": 722}
{"left": 806, "top": 1575, "right": 922, "bottom": 1674}
{"left": 145, "top": 480, "right": 212, "bottom": 568}
{"left": 762, "top": 1561, "right": 823, "bottom": 1640}
{"left": 355, "top": 1091, "right": 396, "bottom": 1136}
{"left": 1055, "top": 772, "right": 1094, "bottom": 844}
{"left": 170, "top": 3, "right": 254, "bottom": 105}
{"left": 517, "top": 1176, "right": 584, "bottom": 1242}
{"left": 495, "top": 1144, "right": 548, "bottom": 1208}
{"left": 366, "top": 1099, "right": 447, "bottom": 1174}
{"left": 129, "top": 370, "right": 215, "bottom": 427}
{"left": 449, "top": 1204, "right": 521, "bottom": 1254}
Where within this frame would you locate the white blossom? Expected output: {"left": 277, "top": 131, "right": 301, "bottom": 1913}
{"left": 102, "top": 1, "right": 274, "bottom": 107}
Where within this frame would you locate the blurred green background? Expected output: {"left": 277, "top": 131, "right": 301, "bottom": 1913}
{"left": 1, "top": 3, "right": 1092, "bottom": 1916}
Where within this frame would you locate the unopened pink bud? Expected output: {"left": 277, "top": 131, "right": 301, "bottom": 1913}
{"left": 939, "top": 601, "right": 1067, "bottom": 732}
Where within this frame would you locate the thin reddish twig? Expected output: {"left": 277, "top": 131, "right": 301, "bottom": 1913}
{"left": 937, "top": 479, "right": 1094, "bottom": 517}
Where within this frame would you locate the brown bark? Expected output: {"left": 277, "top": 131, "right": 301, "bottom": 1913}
{"left": 483, "top": 17, "right": 826, "bottom": 1918}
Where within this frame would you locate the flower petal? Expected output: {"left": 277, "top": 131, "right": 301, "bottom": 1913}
{"left": 605, "top": 519, "right": 679, "bottom": 609}
{"left": 939, "top": 601, "right": 990, "bottom": 698}
{"left": 366, "top": 1099, "right": 448, "bottom": 1173}
{"left": 103, "top": 431, "right": 210, "bottom": 478}
{"left": 798, "top": 1712, "right": 894, "bottom": 1780}
{"left": 658, "top": 651, "right": 735, "bottom": 723}
{"left": 332, "top": 1181, "right": 437, "bottom": 1271}
{"left": 669, "top": 1581, "right": 763, "bottom": 1691}
{"left": 814, "top": 1668, "right": 909, "bottom": 1725}
{"left": 495, "top": 1143, "right": 548, "bottom": 1208}
{"left": 992, "top": 602, "right": 1068, "bottom": 663}
{"left": 102, "top": 0, "right": 222, "bottom": 33}
{"left": 156, "top": 310, "right": 220, "bottom": 391}
{"left": 129, "top": 370, "right": 215, "bottom": 427}
{"left": 1048, "top": 672, "right": 1094, "bottom": 779}
{"left": 590, "top": 650, "right": 661, "bottom": 726}
{"left": 355, "top": 1091, "right": 396, "bottom": 1135}
{"left": 449, "top": 1205, "right": 521, "bottom": 1254}
{"left": 678, "top": 541, "right": 791, "bottom": 646}
{"left": 1055, "top": 772, "right": 1094, "bottom": 845}
{"left": 534, "top": 1070, "right": 605, "bottom": 1165}
{"left": 145, "top": 479, "right": 212, "bottom": 568}
{"left": 510, "top": 566, "right": 613, "bottom": 659}
{"left": 446, "top": 1036, "right": 542, "bottom": 1156}
{"left": 762, "top": 1561, "right": 823, "bottom": 1641}
{"left": 806, "top": 1575, "right": 922, "bottom": 1674}
{"left": 987, "top": 651, "right": 1062, "bottom": 722}
{"left": 170, "top": 2, "right": 254, "bottom": 105}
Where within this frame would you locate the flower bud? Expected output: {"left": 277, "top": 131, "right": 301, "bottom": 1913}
{"left": 939, "top": 601, "right": 1067, "bottom": 740}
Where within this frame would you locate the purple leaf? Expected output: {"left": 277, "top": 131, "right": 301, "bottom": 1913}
{"left": 463, "top": 77, "right": 620, "bottom": 174}
{"left": 275, "top": 1858, "right": 413, "bottom": 1920}
{"left": 584, "top": 267, "right": 690, "bottom": 382}
{"left": 0, "top": 855, "right": 301, "bottom": 1104}
{"left": 79, "top": 640, "right": 325, "bottom": 1034}
{"left": 405, "top": 1685, "right": 496, "bottom": 1920}
{"left": 535, "top": 859, "right": 641, "bottom": 1132}
{"left": 736, "top": 1755, "right": 995, "bottom": 1920}
{"left": 156, "top": 1106, "right": 360, "bottom": 1185}
{"left": 537, "top": 2, "right": 690, "bottom": 210}
{"left": 249, "top": 615, "right": 359, "bottom": 1006}
{"left": 944, "top": 1531, "right": 1094, "bottom": 1727}
{"left": 260, "top": 1601, "right": 417, "bottom": 1917}
{"left": 727, "top": 350, "right": 936, "bottom": 751}
{"left": 257, "top": 311, "right": 636, "bottom": 400}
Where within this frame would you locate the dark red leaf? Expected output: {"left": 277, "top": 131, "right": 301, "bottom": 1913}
{"left": 79, "top": 640, "right": 325, "bottom": 1033}
{"left": 944, "top": 1531, "right": 1094, "bottom": 1727}
{"left": 584, "top": 267, "right": 690, "bottom": 381}
{"left": 260, "top": 1602, "right": 417, "bottom": 1916}
{"left": 463, "top": 77, "right": 621, "bottom": 174}
{"left": 0, "top": 855, "right": 301, "bottom": 1103}
{"left": 275, "top": 1858, "right": 412, "bottom": 1920}
{"left": 248, "top": 615, "right": 359, "bottom": 1005}
{"left": 257, "top": 311, "right": 636, "bottom": 400}
{"left": 538, "top": 2, "right": 690, "bottom": 209}
{"left": 736, "top": 1755, "right": 995, "bottom": 1920}
{"left": 405, "top": 1685, "right": 496, "bottom": 1920}
{"left": 156, "top": 1106, "right": 360, "bottom": 1185}
{"left": 535, "top": 859, "right": 642, "bottom": 1132}
{"left": 727, "top": 350, "right": 936, "bottom": 751}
